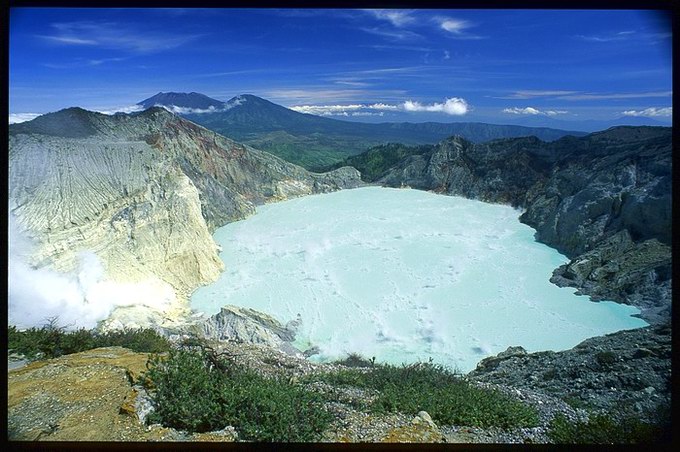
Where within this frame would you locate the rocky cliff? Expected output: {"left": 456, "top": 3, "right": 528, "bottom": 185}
{"left": 9, "top": 107, "right": 362, "bottom": 330}
{"left": 377, "top": 127, "right": 671, "bottom": 323}
{"left": 468, "top": 324, "right": 671, "bottom": 426}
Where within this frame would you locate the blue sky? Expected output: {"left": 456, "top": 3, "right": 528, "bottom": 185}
{"left": 9, "top": 8, "right": 673, "bottom": 125}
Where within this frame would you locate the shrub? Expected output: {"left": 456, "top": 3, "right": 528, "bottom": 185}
{"left": 334, "top": 353, "right": 375, "bottom": 368}
{"left": 562, "top": 395, "right": 592, "bottom": 411}
{"left": 595, "top": 351, "right": 617, "bottom": 367}
{"left": 8, "top": 320, "right": 68, "bottom": 359}
{"left": 8, "top": 322, "right": 171, "bottom": 359}
{"left": 542, "top": 368, "right": 557, "bottom": 381}
{"left": 97, "top": 327, "right": 171, "bottom": 353}
{"left": 60, "top": 328, "right": 98, "bottom": 355}
{"left": 548, "top": 413, "right": 669, "bottom": 444}
{"left": 143, "top": 349, "right": 332, "bottom": 441}
{"left": 307, "top": 361, "right": 539, "bottom": 429}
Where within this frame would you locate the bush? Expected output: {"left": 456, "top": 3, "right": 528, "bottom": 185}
{"left": 97, "top": 328, "right": 171, "bottom": 353}
{"left": 8, "top": 321, "right": 171, "bottom": 359}
{"left": 307, "top": 361, "right": 539, "bottom": 429}
{"left": 595, "top": 351, "right": 617, "bottom": 367}
{"left": 334, "top": 353, "right": 375, "bottom": 368}
{"left": 542, "top": 368, "right": 557, "bottom": 381}
{"left": 548, "top": 413, "right": 669, "bottom": 444}
{"left": 8, "top": 319, "right": 68, "bottom": 359}
{"left": 143, "top": 349, "right": 332, "bottom": 441}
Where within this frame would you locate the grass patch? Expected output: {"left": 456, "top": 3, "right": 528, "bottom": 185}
{"left": 305, "top": 360, "right": 539, "bottom": 429}
{"left": 143, "top": 348, "right": 332, "bottom": 441}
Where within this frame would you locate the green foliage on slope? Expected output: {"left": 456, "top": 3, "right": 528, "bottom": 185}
{"left": 8, "top": 319, "right": 171, "bottom": 360}
{"left": 548, "top": 409, "right": 671, "bottom": 444}
{"left": 143, "top": 349, "right": 332, "bottom": 441}
{"left": 306, "top": 359, "right": 540, "bottom": 429}
{"left": 323, "top": 142, "right": 435, "bottom": 182}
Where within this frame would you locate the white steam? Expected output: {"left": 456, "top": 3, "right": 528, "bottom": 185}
{"left": 8, "top": 215, "right": 175, "bottom": 330}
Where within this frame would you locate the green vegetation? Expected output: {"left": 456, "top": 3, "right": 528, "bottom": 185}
{"left": 323, "top": 143, "right": 435, "bottom": 182}
{"left": 241, "top": 130, "right": 377, "bottom": 171}
{"left": 142, "top": 347, "right": 539, "bottom": 441}
{"left": 561, "top": 395, "right": 593, "bottom": 411}
{"left": 548, "top": 412, "right": 670, "bottom": 444}
{"left": 334, "top": 352, "right": 376, "bottom": 368}
{"left": 143, "top": 348, "right": 332, "bottom": 441}
{"left": 8, "top": 319, "right": 171, "bottom": 360}
{"left": 595, "top": 351, "right": 618, "bottom": 367}
{"left": 305, "top": 360, "right": 539, "bottom": 429}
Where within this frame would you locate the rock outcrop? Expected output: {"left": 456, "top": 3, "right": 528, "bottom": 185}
{"left": 377, "top": 127, "right": 671, "bottom": 322}
{"left": 468, "top": 324, "right": 671, "bottom": 425}
{"left": 180, "top": 305, "right": 303, "bottom": 356}
{"left": 9, "top": 107, "right": 362, "bottom": 330}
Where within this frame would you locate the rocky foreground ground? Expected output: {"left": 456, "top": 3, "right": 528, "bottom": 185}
{"left": 7, "top": 321, "right": 671, "bottom": 444}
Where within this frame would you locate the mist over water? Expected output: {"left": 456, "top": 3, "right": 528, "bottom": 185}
{"left": 191, "top": 187, "right": 647, "bottom": 372}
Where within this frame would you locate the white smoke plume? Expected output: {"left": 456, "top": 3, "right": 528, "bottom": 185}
{"left": 8, "top": 214, "right": 175, "bottom": 331}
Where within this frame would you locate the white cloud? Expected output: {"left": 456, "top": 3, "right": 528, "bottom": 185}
{"left": 621, "top": 107, "right": 672, "bottom": 117}
{"left": 290, "top": 103, "right": 397, "bottom": 116}
{"left": 160, "top": 105, "right": 226, "bottom": 114}
{"left": 96, "top": 101, "right": 245, "bottom": 116}
{"left": 403, "top": 97, "right": 469, "bottom": 115}
{"left": 503, "top": 107, "right": 542, "bottom": 115}
{"left": 352, "top": 111, "right": 384, "bottom": 117}
{"left": 95, "top": 104, "right": 145, "bottom": 115}
{"left": 290, "top": 104, "right": 364, "bottom": 115}
{"left": 499, "top": 90, "right": 672, "bottom": 101}
{"left": 39, "top": 21, "right": 202, "bottom": 54}
{"left": 367, "top": 103, "right": 400, "bottom": 111}
{"left": 435, "top": 17, "right": 484, "bottom": 40}
{"left": 9, "top": 113, "right": 41, "bottom": 124}
{"left": 361, "top": 27, "right": 423, "bottom": 41}
{"left": 291, "top": 97, "right": 469, "bottom": 117}
{"left": 560, "top": 91, "right": 672, "bottom": 100}
{"left": 576, "top": 34, "right": 630, "bottom": 43}
{"left": 440, "top": 18, "right": 471, "bottom": 34}
{"left": 497, "top": 90, "right": 580, "bottom": 100}
{"left": 367, "top": 9, "right": 416, "bottom": 27}
{"left": 266, "top": 88, "right": 375, "bottom": 104}
{"left": 503, "top": 107, "right": 568, "bottom": 116}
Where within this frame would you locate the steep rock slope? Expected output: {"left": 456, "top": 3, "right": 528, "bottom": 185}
{"left": 468, "top": 324, "right": 671, "bottom": 425}
{"left": 9, "top": 107, "right": 362, "bottom": 329}
{"left": 375, "top": 127, "right": 671, "bottom": 322}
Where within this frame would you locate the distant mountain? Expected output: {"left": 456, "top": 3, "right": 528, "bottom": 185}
{"left": 331, "top": 126, "right": 671, "bottom": 184}
{"left": 502, "top": 114, "right": 671, "bottom": 133}
{"left": 138, "top": 92, "right": 227, "bottom": 110}
{"left": 141, "top": 92, "right": 588, "bottom": 170}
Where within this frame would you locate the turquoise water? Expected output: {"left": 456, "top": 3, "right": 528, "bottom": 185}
{"left": 191, "top": 187, "right": 647, "bottom": 372}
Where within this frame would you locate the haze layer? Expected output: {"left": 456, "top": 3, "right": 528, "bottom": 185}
{"left": 191, "top": 187, "right": 646, "bottom": 371}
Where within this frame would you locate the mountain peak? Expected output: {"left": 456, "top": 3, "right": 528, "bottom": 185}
{"left": 10, "top": 107, "right": 104, "bottom": 138}
{"left": 588, "top": 125, "right": 672, "bottom": 142}
{"left": 138, "top": 92, "right": 225, "bottom": 110}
